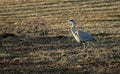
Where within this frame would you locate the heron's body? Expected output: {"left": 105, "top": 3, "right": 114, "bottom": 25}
{"left": 72, "top": 30, "right": 96, "bottom": 42}
{"left": 68, "top": 20, "right": 96, "bottom": 49}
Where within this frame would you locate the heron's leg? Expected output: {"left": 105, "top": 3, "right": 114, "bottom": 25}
{"left": 82, "top": 42, "right": 89, "bottom": 50}
{"left": 83, "top": 43, "right": 86, "bottom": 50}
{"left": 81, "top": 41, "right": 85, "bottom": 50}
{"left": 82, "top": 42, "right": 89, "bottom": 59}
{"left": 86, "top": 42, "right": 89, "bottom": 49}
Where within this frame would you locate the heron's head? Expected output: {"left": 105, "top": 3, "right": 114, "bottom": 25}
{"left": 68, "top": 20, "right": 76, "bottom": 26}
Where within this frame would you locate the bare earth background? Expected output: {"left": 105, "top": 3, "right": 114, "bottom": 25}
{"left": 0, "top": 0, "right": 120, "bottom": 74}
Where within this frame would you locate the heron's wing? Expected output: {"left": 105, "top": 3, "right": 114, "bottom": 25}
{"left": 76, "top": 30, "right": 96, "bottom": 41}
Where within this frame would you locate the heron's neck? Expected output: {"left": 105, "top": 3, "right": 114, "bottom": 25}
{"left": 71, "top": 24, "right": 76, "bottom": 33}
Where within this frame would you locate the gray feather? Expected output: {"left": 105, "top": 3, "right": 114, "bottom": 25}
{"left": 76, "top": 30, "right": 96, "bottom": 42}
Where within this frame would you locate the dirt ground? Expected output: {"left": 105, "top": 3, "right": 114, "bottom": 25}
{"left": 0, "top": 0, "right": 120, "bottom": 74}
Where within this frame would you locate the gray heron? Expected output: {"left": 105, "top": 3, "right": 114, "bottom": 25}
{"left": 68, "top": 19, "right": 96, "bottom": 49}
